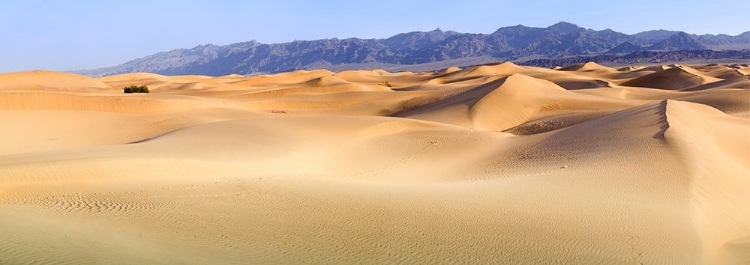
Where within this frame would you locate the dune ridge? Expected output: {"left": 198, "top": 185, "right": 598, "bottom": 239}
{"left": 621, "top": 66, "right": 723, "bottom": 90}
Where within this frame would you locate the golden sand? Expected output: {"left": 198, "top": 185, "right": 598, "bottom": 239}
{"left": 0, "top": 63, "right": 748, "bottom": 264}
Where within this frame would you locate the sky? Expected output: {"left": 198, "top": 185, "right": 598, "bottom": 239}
{"left": 1, "top": 0, "right": 748, "bottom": 72}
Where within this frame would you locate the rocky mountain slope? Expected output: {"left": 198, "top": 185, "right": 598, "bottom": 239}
{"left": 77, "top": 22, "right": 749, "bottom": 76}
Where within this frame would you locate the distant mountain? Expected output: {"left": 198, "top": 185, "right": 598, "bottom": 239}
{"left": 634, "top": 30, "right": 749, "bottom": 50}
{"left": 606, "top": 41, "right": 642, "bottom": 54}
{"left": 519, "top": 49, "right": 750, "bottom": 68}
{"left": 76, "top": 22, "right": 750, "bottom": 76}
{"left": 382, "top": 28, "right": 460, "bottom": 53}
{"left": 697, "top": 32, "right": 750, "bottom": 50}
{"left": 633, "top": 30, "right": 683, "bottom": 43}
{"left": 648, "top": 32, "right": 707, "bottom": 51}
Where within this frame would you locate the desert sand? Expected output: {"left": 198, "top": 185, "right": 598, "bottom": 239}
{"left": 0, "top": 63, "right": 748, "bottom": 264}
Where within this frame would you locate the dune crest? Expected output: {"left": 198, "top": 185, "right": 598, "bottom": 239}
{"left": 0, "top": 70, "right": 112, "bottom": 91}
{"left": 621, "top": 66, "right": 722, "bottom": 90}
{"left": 560, "top": 62, "right": 615, "bottom": 72}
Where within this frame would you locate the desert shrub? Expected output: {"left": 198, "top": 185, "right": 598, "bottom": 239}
{"left": 123, "top": 85, "right": 149, "bottom": 93}
{"left": 379, "top": 81, "right": 392, "bottom": 88}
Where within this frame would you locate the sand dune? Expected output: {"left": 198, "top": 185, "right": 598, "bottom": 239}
{"left": 0, "top": 70, "right": 112, "bottom": 92}
{"left": 560, "top": 62, "right": 615, "bottom": 72}
{"left": 693, "top": 64, "right": 748, "bottom": 79}
{"left": 444, "top": 62, "right": 535, "bottom": 78}
{"left": 0, "top": 63, "right": 747, "bottom": 264}
{"left": 683, "top": 75, "right": 750, "bottom": 91}
{"left": 621, "top": 65, "right": 722, "bottom": 90}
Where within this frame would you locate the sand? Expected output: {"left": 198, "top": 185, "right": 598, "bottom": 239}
{"left": 0, "top": 63, "right": 748, "bottom": 264}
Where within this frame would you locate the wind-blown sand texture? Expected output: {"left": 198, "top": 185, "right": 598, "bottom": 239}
{"left": 1, "top": 63, "right": 748, "bottom": 264}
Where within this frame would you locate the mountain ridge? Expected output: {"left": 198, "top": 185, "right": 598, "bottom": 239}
{"left": 76, "top": 22, "right": 750, "bottom": 77}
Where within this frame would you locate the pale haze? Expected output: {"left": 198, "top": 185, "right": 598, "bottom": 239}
{"left": 1, "top": 0, "right": 748, "bottom": 72}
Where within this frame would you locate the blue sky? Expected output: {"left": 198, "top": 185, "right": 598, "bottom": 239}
{"left": 1, "top": 0, "right": 748, "bottom": 72}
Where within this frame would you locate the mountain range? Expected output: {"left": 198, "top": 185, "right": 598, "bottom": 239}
{"left": 77, "top": 22, "right": 750, "bottom": 76}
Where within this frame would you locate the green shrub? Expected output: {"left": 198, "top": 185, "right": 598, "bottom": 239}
{"left": 379, "top": 81, "right": 392, "bottom": 88}
{"left": 123, "top": 85, "right": 149, "bottom": 93}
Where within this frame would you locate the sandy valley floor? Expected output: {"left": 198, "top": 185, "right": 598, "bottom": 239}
{"left": 0, "top": 62, "right": 748, "bottom": 264}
